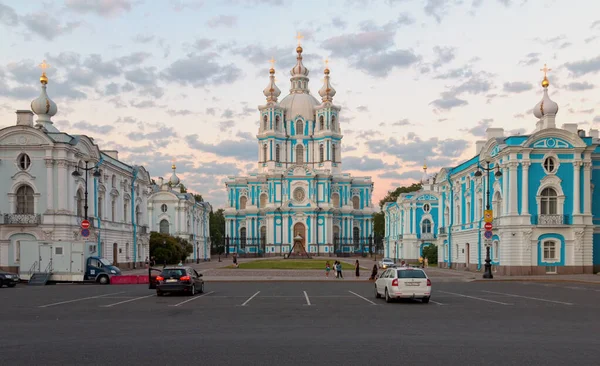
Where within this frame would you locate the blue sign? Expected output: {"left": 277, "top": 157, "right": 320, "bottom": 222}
{"left": 484, "top": 230, "right": 493, "bottom": 239}
{"left": 81, "top": 228, "right": 90, "bottom": 238}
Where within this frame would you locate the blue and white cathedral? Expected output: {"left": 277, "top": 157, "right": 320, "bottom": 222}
{"left": 385, "top": 68, "right": 600, "bottom": 275}
{"left": 224, "top": 43, "right": 376, "bottom": 256}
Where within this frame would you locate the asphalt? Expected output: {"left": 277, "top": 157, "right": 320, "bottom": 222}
{"left": 1, "top": 281, "right": 599, "bottom": 365}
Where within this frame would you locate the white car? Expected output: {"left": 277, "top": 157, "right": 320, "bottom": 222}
{"left": 378, "top": 258, "right": 395, "bottom": 269}
{"left": 375, "top": 267, "right": 431, "bottom": 303}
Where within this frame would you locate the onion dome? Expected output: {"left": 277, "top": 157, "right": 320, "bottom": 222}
{"left": 169, "top": 163, "right": 180, "bottom": 187}
{"left": 533, "top": 64, "right": 559, "bottom": 119}
{"left": 319, "top": 60, "right": 337, "bottom": 103}
{"left": 263, "top": 60, "right": 281, "bottom": 103}
{"left": 421, "top": 162, "right": 429, "bottom": 184}
{"left": 31, "top": 60, "right": 58, "bottom": 126}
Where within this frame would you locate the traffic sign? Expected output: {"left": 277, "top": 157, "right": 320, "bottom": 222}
{"left": 81, "top": 220, "right": 90, "bottom": 229}
{"left": 81, "top": 228, "right": 90, "bottom": 238}
{"left": 484, "top": 222, "right": 493, "bottom": 231}
{"left": 484, "top": 239, "right": 492, "bottom": 247}
{"left": 484, "top": 230, "right": 493, "bottom": 239}
{"left": 484, "top": 210, "right": 493, "bottom": 223}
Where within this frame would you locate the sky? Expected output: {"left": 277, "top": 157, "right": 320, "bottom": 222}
{"left": 1, "top": 0, "right": 600, "bottom": 209}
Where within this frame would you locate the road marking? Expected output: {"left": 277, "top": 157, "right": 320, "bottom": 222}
{"left": 430, "top": 300, "right": 445, "bottom": 305}
{"left": 39, "top": 292, "right": 126, "bottom": 308}
{"left": 101, "top": 294, "right": 155, "bottom": 307}
{"left": 481, "top": 290, "right": 574, "bottom": 305}
{"left": 170, "top": 291, "right": 215, "bottom": 307}
{"left": 565, "top": 286, "right": 585, "bottom": 290}
{"left": 240, "top": 291, "right": 260, "bottom": 306}
{"left": 348, "top": 291, "right": 377, "bottom": 305}
{"left": 438, "top": 290, "right": 512, "bottom": 305}
{"left": 303, "top": 291, "right": 311, "bottom": 306}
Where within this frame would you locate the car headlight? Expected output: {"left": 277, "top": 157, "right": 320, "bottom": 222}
{"left": 110, "top": 270, "right": 117, "bottom": 274}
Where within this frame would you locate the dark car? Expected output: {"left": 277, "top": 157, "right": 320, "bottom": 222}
{"left": 0, "top": 270, "right": 20, "bottom": 288}
{"left": 156, "top": 266, "right": 204, "bottom": 296}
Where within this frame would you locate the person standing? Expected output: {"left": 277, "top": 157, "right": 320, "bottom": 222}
{"left": 325, "top": 261, "right": 331, "bottom": 277}
{"left": 424, "top": 257, "right": 429, "bottom": 268}
{"left": 337, "top": 261, "right": 343, "bottom": 279}
{"left": 369, "top": 264, "right": 378, "bottom": 281}
{"left": 355, "top": 260, "right": 360, "bottom": 278}
{"left": 233, "top": 253, "right": 238, "bottom": 268}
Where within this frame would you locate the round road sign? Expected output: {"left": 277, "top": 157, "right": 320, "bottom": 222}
{"left": 484, "top": 230, "right": 493, "bottom": 239}
{"left": 81, "top": 228, "right": 90, "bottom": 237}
{"left": 484, "top": 222, "right": 493, "bottom": 231}
{"left": 81, "top": 220, "right": 90, "bottom": 229}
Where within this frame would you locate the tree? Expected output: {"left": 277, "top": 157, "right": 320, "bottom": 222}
{"left": 179, "top": 183, "right": 187, "bottom": 193}
{"left": 210, "top": 208, "right": 226, "bottom": 254}
{"left": 149, "top": 232, "right": 193, "bottom": 264}
{"left": 422, "top": 244, "right": 438, "bottom": 264}
{"left": 373, "top": 211, "right": 385, "bottom": 237}
{"left": 378, "top": 182, "right": 422, "bottom": 209}
{"left": 193, "top": 193, "right": 203, "bottom": 202}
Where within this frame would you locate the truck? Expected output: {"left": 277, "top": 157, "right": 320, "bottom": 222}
{"left": 19, "top": 240, "right": 122, "bottom": 285}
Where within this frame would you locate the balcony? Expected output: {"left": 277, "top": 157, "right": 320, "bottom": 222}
{"left": 138, "top": 226, "right": 148, "bottom": 234}
{"left": 420, "top": 232, "right": 435, "bottom": 240}
{"left": 3, "top": 214, "right": 41, "bottom": 225}
{"left": 532, "top": 214, "right": 569, "bottom": 225}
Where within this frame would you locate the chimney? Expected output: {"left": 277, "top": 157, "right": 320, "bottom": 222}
{"left": 102, "top": 150, "right": 119, "bottom": 160}
{"left": 16, "top": 110, "right": 34, "bottom": 127}
{"left": 589, "top": 129, "right": 599, "bottom": 138}
{"left": 562, "top": 123, "right": 578, "bottom": 134}
{"left": 475, "top": 140, "right": 486, "bottom": 154}
{"left": 486, "top": 128, "right": 504, "bottom": 140}
{"left": 577, "top": 129, "right": 586, "bottom": 138}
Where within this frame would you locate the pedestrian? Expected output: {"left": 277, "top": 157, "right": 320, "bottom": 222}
{"left": 337, "top": 262, "right": 343, "bottom": 279}
{"left": 233, "top": 253, "right": 238, "bottom": 268}
{"left": 145, "top": 257, "right": 149, "bottom": 268}
{"left": 369, "top": 264, "right": 378, "bottom": 281}
{"left": 419, "top": 256, "right": 424, "bottom": 268}
{"left": 325, "top": 261, "right": 331, "bottom": 277}
{"left": 424, "top": 257, "right": 429, "bottom": 268}
{"left": 400, "top": 260, "right": 406, "bottom": 267}
{"left": 355, "top": 260, "right": 360, "bottom": 278}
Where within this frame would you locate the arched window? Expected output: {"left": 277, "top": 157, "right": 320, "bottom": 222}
{"left": 263, "top": 115, "right": 268, "bottom": 130}
{"left": 466, "top": 201, "right": 471, "bottom": 223}
{"left": 493, "top": 192, "right": 503, "bottom": 217}
{"left": 240, "top": 196, "right": 247, "bottom": 210}
{"left": 331, "top": 115, "right": 336, "bottom": 131}
{"left": 159, "top": 219, "right": 169, "bottom": 234}
{"left": 492, "top": 240, "right": 499, "bottom": 261}
{"left": 260, "top": 226, "right": 266, "bottom": 245}
{"left": 263, "top": 144, "right": 268, "bottom": 162}
{"left": 296, "top": 120, "right": 303, "bottom": 135}
{"left": 319, "top": 144, "right": 324, "bottom": 163}
{"left": 18, "top": 153, "right": 31, "bottom": 170}
{"left": 112, "top": 175, "right": 116, "bottom": 187}
{"left": 240, "top": 228, "right": 247, "bottom": 247}
{"left": 16, "top": 185, "right": 34, "bottom": 214}
{"left": 135, "top": 205, "right": 141, "bottom": 224}
{"left": 541, "top": 187, "right": 558, "bottom": 215}
{"left": 111, "top": 199, "right": 116, "bottom": 221}
{"left": 275, "top": 145, "right": 280, "bottom": 162}
{"left": 353, "top": 227, "right": 360, "bottom": 245}
{"left": 352, "top": 196, "right": 360, "bottom": 210}
{"left": 333, "top": 226, "right": 340, "bottom": 239}
{"left": 422, "top": 219, "right": 432, "bottom": 233}
{"left": 123, "top": 200, "right": 128, "bottom": 222}
{"left": 319, "top": 115, "right": 324, "bottom": 130}
{"left": 444, "top": 206, "right": 449, "bottom": 226}
{"left": 332, "top": 144, "right": 336, "bottom": 163}
{"left": 260, "top": 193, "right": 267, "bottom": 208}
{"left": 332, "top": 193, "right": 340, "bottom": 208}
{"left": 98, "top": 196, "right": 103, "bottom": 219}
{"left": 296, "top": 144, "right": 304, "bottom": 164}
{"left": 76, "top": 189, "right": 84, "bottom": 217}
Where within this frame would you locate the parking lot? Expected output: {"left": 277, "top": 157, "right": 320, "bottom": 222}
{"left": 1, "top": 281, "right": 599, "bottom": 365}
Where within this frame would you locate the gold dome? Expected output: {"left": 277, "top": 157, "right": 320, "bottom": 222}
{"left": 172, "top": 163, "right": 176, "bottom": 170}
{"left": 296, "top": 46, "right": 303, "bottom": 54}
{"left": 541, "top": 76, "right": 549, "bottom": 88}
{"left": 40, "top": 72, "right": 48, "bottom": 85}
{"left": 324, "top": 68, "right": 330, "bottom": 75}
{"left": 423, "top": 163, "right": 427, "bottom": 170}
{"left": 269, "top": 67, "right": 275, "bottom": 74}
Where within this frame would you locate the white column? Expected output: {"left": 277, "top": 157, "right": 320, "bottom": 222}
{"left": 522, "top": 162, "right": 530, "bottom": 214}
{"left": 45, "top": 158, "right": 54, "bottom": 212}
{"left": 174, "top": 207, "right": 180, "bottom": 234}
{"left": 584, "top": 162, "right": 592, "bottom": 214}
{"left": 509, "top": 161, "right": 518, "bottom": 215}
{"left": 412, "top": 205, "right": 417, "bottom": 234}
{"left": 148, "top": 206, "right": 154, "bottom": 231}
{"left": 573, "top": 161, "right": 581, "bottom": 215}
{"left": 502, "top": 164, "right": 508, "bottom": 215}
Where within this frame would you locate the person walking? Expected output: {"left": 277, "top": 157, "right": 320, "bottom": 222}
{"left": 336, "top": 261, "right": 343, "bottom": 279}
{"left": 355, "top": 260, "right": 360, "bottom": 278}
{"left": 424, "top": 257, "right": 429, "bottom": 268}
{"left": 369, "top": 264, "right": 378, "bottom": 281}
{"left": 325, "top": 261, "right": 331, "bottom": 277}
{"left": 233, "top": 253, "right": 238, "bottom": 268}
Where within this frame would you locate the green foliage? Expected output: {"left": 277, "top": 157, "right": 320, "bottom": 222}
{"left": 373, "top": 211, "right": 385, "bottom": 237}
{"left": 378, "top": 183, "right": 422, "bottom": 209}
{"left": 179, "top": 183, "right": 187, "bottom": 193}
{"left": 422, "top": 244, "right": 438, "bottom": 264}
{"left": 210, "top": 208, "right": 226, "bottom": 253}
{"left": 193, "top": 193, "right": 203, "bottom": 202}
{"left": 149, "top": 232, "right": 193, "bottom": 264}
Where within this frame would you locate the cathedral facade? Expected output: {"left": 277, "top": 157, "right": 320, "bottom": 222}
{"left": 224, "top": 43, "right": 375, "bottom": 256}
{"left": 384, "top": 70, "right": 600, "bottom": 275}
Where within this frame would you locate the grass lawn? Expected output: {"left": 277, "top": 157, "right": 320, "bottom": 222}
{"left": 226, "top": 259, "right": 356, "bottom": 270}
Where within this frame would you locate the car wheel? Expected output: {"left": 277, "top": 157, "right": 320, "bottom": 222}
{"left": 375, "top": 285, "right": 381, "bottom": 298}
{"left": 0, "top": 279, "right": 3, "bottom": 288}
{"left": 199, "top": 283, "right": 204, "bottom": 294}
{"left": 189, "top": 284, "right": 196, "bottom": 296}
{"left": 98, "top": 276, "right": 109, "bottom": 285}
{"left": 422, "top": 297, "right": 430, "bottom": 304}
{"left": 156, "top": 290, "right": 163, "bottom": 296}
{"left": 385, "top": 288, "right": 392, "bottom": 303}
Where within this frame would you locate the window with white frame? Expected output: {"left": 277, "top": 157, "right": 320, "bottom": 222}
{"left": 295, "top": 120, "right": 303, "bottom": 135}
{"left": 263, "top": 115, "right": 268, "bottom": 130}
{"left": 263, "top": 144, "right": 268, "bottom": 162}
{"left": 422, "top": 219, "right": 432, "bottom": 233}
{"left": 260, "top": 194, "right": 267, "bottom": 208}
{"left": 540, "top": 187, "right": 558, "bottom": 215}
{"left": 492, "top": 240, "right": 499, "bottom": 261}
{"left": 161, "top": 204, "right": 167, "bottom": 213}
{"left": 240, "top": 196, "right": 247, "bottom": 210}
{"left": 15, "top": 240, "right": 20, "bottom": 262}
{"left": 543, "top": 157, "right": 556, "bottom": 174}
{"left": 159, "top": 219, "right": 169, "bottom": 234}
{"left": 16, "top": 185, "right": 34, "bottom": 214}
{"left": 111, "top": 199, "right": 116, "bottom": 221}
{"left": 352, "top": 196, "right": 360, "bottom": 209}
{"left": 493, "top": 191, "right": 502, "bottom": 217}
{"left": 296, "top": 144, "right": 304, "bottom": 164}
{"left": 319, "top": 115, "right": 324, "bottom": 130}
{"left": 98, "top": 196, "right": 103, "bottom": 219}
{"left": 319, "top": 144, "right": 324, "bottom": 163}
{"left": 466, "top": 201, "right": 471, "bottom": 223}
{"left": 275, "top": 145, "right": 280, "bottom": 162}
{"left": 332, "top": 144, "right": 337, "bottom": 163}
{"left": 332, "top": 193, "right": 340, "bottom": 208}
{"left": 423, "top": 203, "right": 430, "bottom": 213}
{"left": 18, "top": 153, "right": 31, "bottom": 170}
{"left": 543, "top": 240, "right": 558, "bottom": 261}
{"left": 275, "top": 116, "right": 280, "bottom": 130}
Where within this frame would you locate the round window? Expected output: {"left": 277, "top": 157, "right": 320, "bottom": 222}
{"left": 18, "top": 153, "right": 31, "bottom": 170}
{"left": 293, "top": 188, "right": 305, "bottom": 202}
{"left": 423, "top": 203, "right": 430, "bottom": 213}
{"left": 543, "top": 157, "right": 556, "bottom": 173}
{"left": 161, "top": 204, "right": 168, "bottom": 212}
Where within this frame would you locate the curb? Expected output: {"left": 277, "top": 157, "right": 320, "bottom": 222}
{"left": 473, "top": 279, "right": 600, "bottom": 284}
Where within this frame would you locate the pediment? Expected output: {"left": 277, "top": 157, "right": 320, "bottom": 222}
{"left": 11, "top": 170, "right": 36, "bottom": 181}
{"left": 0, "top": 129, "right": 53, "bottom": 146}
{"left": 416, "top": 193, "right": 438, "bottom": 201}
{"left": 529, "top": 137, "right": 572, "bottom": 149}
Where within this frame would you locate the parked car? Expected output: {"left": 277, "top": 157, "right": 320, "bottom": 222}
{"left": 374, "top": 267, "right": 431, "bottom": 303}
{"left": 155, "top": 266, "right": 204, "bottom": 296}
{"left": 378, "top": 258, "right": 395, "bottom": 269}
{"left": 0, "top": 270, "right": 20, "bottom": 288}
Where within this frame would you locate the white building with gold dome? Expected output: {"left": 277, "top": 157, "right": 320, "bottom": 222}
{"left": 0, "top": 63, "right": 153, "bottom": 272}
{"left": 224, "top": 42, "right": 376, "bottom": 257}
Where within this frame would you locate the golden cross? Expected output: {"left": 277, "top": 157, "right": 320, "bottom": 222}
{"left": 324, "top": 58, "right": 329, "bottom": 68}
{"left": 269, "top": 57, "right": 275, "bottom": 68}
{"left": 39, "top": 60, "right": 49, "bottom": 72}
{"left": 540, "top": 63, "right": 551, "bottom": 78}
{"left": 296, "top": 31, "right": 304, "bottom": 46}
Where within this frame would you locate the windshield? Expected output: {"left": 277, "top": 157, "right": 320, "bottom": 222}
{"left": 397, "top": 270, "right": 426, "bottom": 279}
{"left": 99, "top": 258, "right": 112, "bottom": 266}
{"left": 382, "top": 258, "right": 393, "bottom": 262}
{"left": 161, "top": 269, "right": 187, "bottom": 278}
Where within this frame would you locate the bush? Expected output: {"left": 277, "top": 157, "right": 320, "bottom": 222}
{"left": 422, "top": 244, "right": 438, "bottom": 264}
{"left": 150, "top": 232, "right": 193, "bottom": 265}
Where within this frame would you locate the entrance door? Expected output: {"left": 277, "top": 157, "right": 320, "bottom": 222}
{"left": 39, "top": 244, "right": 52, "bottom": 272}
{"left": 113, "top": 243, "right": 118, "bottom": 265}
{"left": 292, "top": 222, "right": 305, "bottom": 253}
{"left": 465, "top": 243, "right": 470, "bottom": 270}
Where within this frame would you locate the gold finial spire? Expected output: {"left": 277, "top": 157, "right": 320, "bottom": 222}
{"left": 540, "top": 63, "right": 551, "bottom": 88}
{"left": 269, "top": 57, "right": 275, "bottom": 74}
{"left": 423, "top": 160, "right": 427, "bottom": 170}
{"left": 39, "top": 60, "right": 49, "bottom": 85}
{"left": 324, "top": 57, "right": 330, "bottom": 74}
{"left": 171, "top": 159, "right": 176, "bottom": 170}
{"left": 296, "top": 31, "right": 304, "bottom": 54}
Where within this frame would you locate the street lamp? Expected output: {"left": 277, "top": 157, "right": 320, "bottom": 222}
{"left": 474, "top": 160, "right": 502, "bottom": 279}
{"left": 71, "top": 161, "right": 101, "bottom": 221}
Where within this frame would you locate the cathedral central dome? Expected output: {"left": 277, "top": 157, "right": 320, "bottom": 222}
{"left": 279, "top": 92, "right": 320, "bottom": 121}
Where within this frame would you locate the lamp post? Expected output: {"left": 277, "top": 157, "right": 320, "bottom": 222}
{"left": 474, "top": 160, "right": 502, "bottom": 279}
{"left": 71, "top": 161, "right": 101, "bottom": 221}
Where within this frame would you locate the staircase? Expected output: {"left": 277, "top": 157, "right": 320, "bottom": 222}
{"left": 28, "top": 260, "right": 53, "bottom": 286}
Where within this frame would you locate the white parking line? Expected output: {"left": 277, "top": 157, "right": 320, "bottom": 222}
{"left": 438, "top": 290, "right": 512, "bottom": 305}
{"left": 240, "top": 291, "right": 260, "bottom": 306}
{"left": 303, "top": 291, "right": 311, "bottom": 306}
{"left": 101, "top": 294, "right": 155, "bottom": 307}
{"left": 39, "top": 292, "right": 126, "bottom": 308}
{"left": 348, "top": 291, "right": 377, "bottom": 305}
{"left": 481, "top": 290, "right": 574, "bottom": 305}
{"left": 170, "top": 291, "right": 215, "bottom": 307}
{"left": 430, "top": 300, "right": 445, "bottom": 306}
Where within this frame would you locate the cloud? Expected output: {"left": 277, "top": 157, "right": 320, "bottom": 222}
{"left": 170, "top": 0, "right": 204, "bottom": 12}
{"left": 563, "top": 81, "right": 595, "bottom": 91}
{"left": 219, "top": 120, "right": 235, "bottom": 132}
{"left": 132, "top": 34, "right": 155, "bottom": 43}
{"left": 355, "top": 49, "right": 420, "bottom": 77}
{"left": 322, "top": 30, "right": 395, "bottom": 58}
{"left": 194, "top": 38, "right": 215, "bottom": 51}
{"left": 116, "top": 52, "right": 152, "bottom": 67}
{"left": 0, "top": 3, "right": 19, "bottom": 26}
{"left": 503, "top": 81, "right": 533, "bottom": 93}
{"left": 65, "top": 0, "right": 134, "bottom": 17}
{"left": 221, "top": 109, "right": 234, "bottom": 118}
{"left": 357, "top": 105, "right": 369, "bottom": 112}
{"left": 564, "top": 56, "right": 600, "bottom": 76}
{"left": 452, "top": 74, "right": 493, "bottom": 95}
{"left": 430, "top": 92, "right": 468, "bottom": 110}
{"left": 207, "top": 15, "right": 237, "bottom": 27}
{"left": 206, "top": 108, "right": 216, "bottom": 115}
{"left": 195, "top": 161, "right": 241, "bottom": 176}
{"left": 434, "top": 66, "right": 473, "bottom": 79}
{"left": 167, "top": 109, "right": 194, "bottom": 116}
{"left": 236, "top": 131, "right": 254, "bottom": 140}
{"left": 162, "top": 53, "right": 242, "bottom": 86}
{"left": 432, "top": 46, "right": 455, "bottom": 68}
{"left": 392, "top": 119, "right": 411, "bottom": 126}
{"left": 424, "top": 0, "right": 452, "bottom": 23}
{"left": 343, "top": 156, "right": 393, "bottom": 171}
{"left": 127, "top": 125, "right": 177, "bottom": 142}
{"left": 124, "top": 67, "right": 157, "bottom": 86}
{"left": 104, "top": 82, "right": 120, "bottom": 96}
{"left": 22, "top": 12, "right": 80, "bottom": 41}
{"left": 130, "top": 100, "right": 159, "bottom": 109}
{"left": 72, "top": 121, "right": 115, "bottom": 135}
{"left": 463, "top": 118, "right": 493, "bottom": 137}
{"left": 185, "top": 135, "right": 257, "bottom": 161}
{"left": 331, "top": 17, "right": 347, "bottom": 29}
{"left": 507, "top": 128, "right": 526, "bottom": 135}
{"left": 379, "top": 170, "right": 423, "bottom": 181}
{"left": 115, "top": 116, "right": 138, "bottom": 124}
{"left": 518, "top": 52, "right": 540, "bottom": 66}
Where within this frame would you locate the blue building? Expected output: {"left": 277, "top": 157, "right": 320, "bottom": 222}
{"left": 385, "top": 71, "right": 599, "bottom": 275}
{"left": 223, "top": 43, "right": 375, "bottom": 256}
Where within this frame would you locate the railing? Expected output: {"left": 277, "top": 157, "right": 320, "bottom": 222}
{"left": 532, "top": 214, "right": 569, "bottom": 225}
{"left": 29, "top": 261, "right": 39, "bottom": 276}
{"left": 44, "top": 259, "right": 53, "bottom": 273}
{"left": 3, "top": 214, "right": 41, "bottom": 225}
{"left": 420, "top": 233, "right": 435, "bottom": 240}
